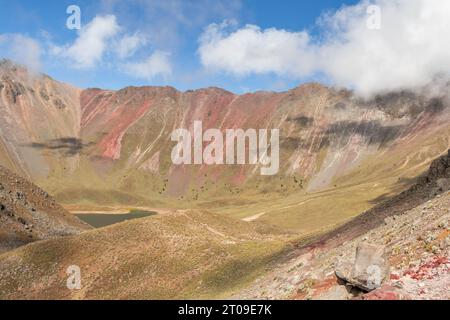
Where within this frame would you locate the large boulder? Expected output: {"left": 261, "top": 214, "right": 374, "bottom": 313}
{"left": 335, "top": 243, "right": 390, "bottom": 292}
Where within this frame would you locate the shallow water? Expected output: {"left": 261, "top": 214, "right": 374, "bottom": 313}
{"left": 76, "top": 210, "right": 157, "bottom": 228}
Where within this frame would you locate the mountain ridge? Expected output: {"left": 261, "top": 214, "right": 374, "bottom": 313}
{"left": 1, "top": 59, "right": 450, "bottom": 235}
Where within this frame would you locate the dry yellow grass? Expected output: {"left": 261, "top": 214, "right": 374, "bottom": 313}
{"left": 0, "top": 210, "right": 291, "bottom": 299}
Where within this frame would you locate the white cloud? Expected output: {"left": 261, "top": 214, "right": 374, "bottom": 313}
{"left": 0, "top": 34, "right": 42, "bottom": 71}
{"left": 115, "top": 32, "right": 147, "bottom": 59}
{"left": 199, "top": 20, "right": 314, "bottom": 77}
{"left": 199, "top": 0, "right": 450, "bottom": 97}
{"left": 122, "top": 51, "right": 172, "bottom": 80}
{"left": 53, "top": 15, "right": 120, "bottom": 69}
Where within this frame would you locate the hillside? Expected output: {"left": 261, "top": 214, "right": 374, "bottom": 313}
{"left": 235, "top": 150, "right": 450, "bottom": 300}
{"left": 0, "top": 165, "right": 90, "bottom": 254}
{"left": 0, "top": 60, "right": 81, "bottom": 179}
{"left": 0, "top": 151, "right": 448, "bottom": 300}
{"left": 1, "top": 59, "right": 450, "bottom": 236}
{"left": 0, "top": 210, "right": 290, "bottom": 299}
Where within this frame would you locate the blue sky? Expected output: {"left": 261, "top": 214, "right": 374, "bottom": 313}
{"left": 0, "top": 0, "right": 360, "bottom": 92}
{"left": 1, "top": 0, "right": 447, "bottom": 97}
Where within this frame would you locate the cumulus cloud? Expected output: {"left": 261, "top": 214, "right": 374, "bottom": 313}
{"left": 122, "top": 51, "right": 172, "bottom": 80}
{"left": 199, "top": 20, "right": 315, "bottom": 76}
{"left": 52, "top": 15, "right": 120, "bottom": 69}
{"left": 199, "top": 0, "right": 450, "bottom": 97}
{"left": 115, "top": 32, "right": 147, "bottom": 59}
{"left": 0, "top": 34, "right": 42, "bottom": 71}
{"left": 50, "top": 14, "right": 169, "bottom": 80}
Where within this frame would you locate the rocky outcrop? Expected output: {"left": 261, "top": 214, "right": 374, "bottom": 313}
{"left": 0, "top": 165, "right": 90, "bottom": 253}
{"left": 336, "top": 243, "right": 390, "bottom": 292}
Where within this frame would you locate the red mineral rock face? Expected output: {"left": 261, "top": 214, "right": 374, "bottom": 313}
{"left": 1, "top": 60, "right": 450, "bottom": 200}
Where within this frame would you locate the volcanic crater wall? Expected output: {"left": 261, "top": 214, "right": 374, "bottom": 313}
{"left": 1, "top": 60, "right": 450, "bottom": 200}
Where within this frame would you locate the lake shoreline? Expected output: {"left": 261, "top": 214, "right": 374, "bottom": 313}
{"left": 67, "top": 207, "right": 174, "bottom": 215}
{"left": 75, "top": 210, "right": 158, "bottom": 228}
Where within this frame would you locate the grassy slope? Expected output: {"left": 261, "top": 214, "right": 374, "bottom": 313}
{"left": 1, "top": 138, "right": 449, "bottom": 299}
{"left": 0, "top": 210, "right": 291, "bottom": 299}
{"left": 43, "top": 129, "right": 449, "bottom": 237}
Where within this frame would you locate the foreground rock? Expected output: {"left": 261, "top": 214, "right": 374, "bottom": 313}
{"left": 336, "top": 243, "right": 389, "bottom": 292}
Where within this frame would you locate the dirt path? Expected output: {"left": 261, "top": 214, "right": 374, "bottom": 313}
{"left": 242, "top": 199, "right": 314, "bottom": 222}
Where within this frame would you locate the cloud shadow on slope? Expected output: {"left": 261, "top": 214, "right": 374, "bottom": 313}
{"left": 27, "top": 137, "right": 94, "bottom": 156}
{"left": 324, "top": 120, "right": 405, "bottom": 146}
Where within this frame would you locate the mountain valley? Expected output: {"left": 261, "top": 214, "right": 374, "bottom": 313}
{"left": 1, "top": 59, "right": 450, "bottom": 299}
